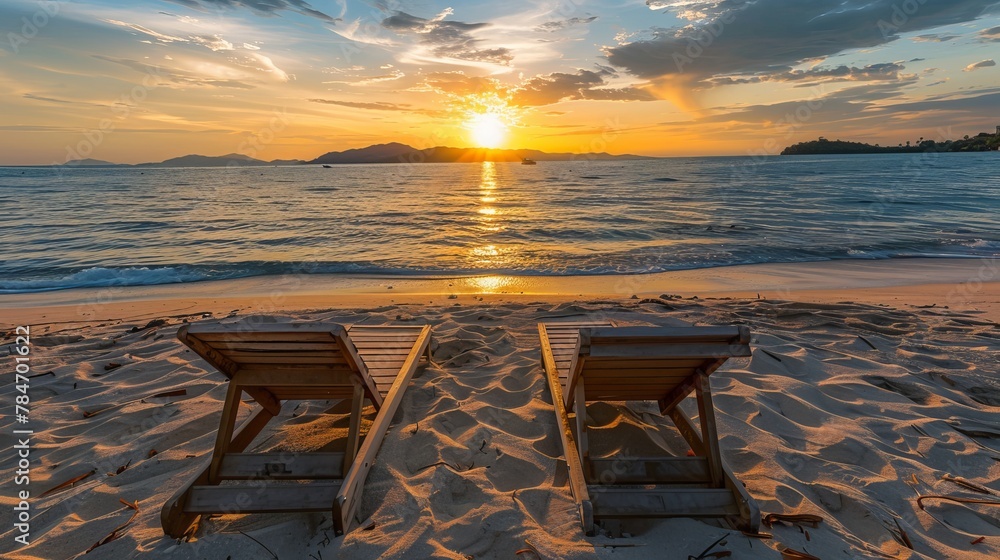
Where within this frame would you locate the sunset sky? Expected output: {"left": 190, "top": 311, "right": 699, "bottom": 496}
{"left": 2, "top": 0, "right": 999, "bottom": 164}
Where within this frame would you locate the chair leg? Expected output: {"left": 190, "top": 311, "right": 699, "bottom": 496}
{"left": 209, "top": 380, "right": 243, "bottom": 484}
{"left": 162, "top": 405, "right": 275, "bottom": 537}
{"left": 695, "top": 373, "right": 724, "bottom": 487}
{"left": 343, "top": 380, "right": 366, "bottom": 475}
{"left": 574, "top": 377, "right": 589, "bottom": 464}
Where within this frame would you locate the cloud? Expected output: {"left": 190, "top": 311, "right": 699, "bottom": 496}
{"left": 416, "top": 69, "right": 655, "bottom": 106}
{"left": 309, "top": 99, "right": 412, "bottom": 111}
{"left": 242, "top": 52, "right": 290, "bottom": 81}
{"left": 330, "top": 18, "right": 397, "bottom": 47}
{"left": 645, "top": 0, "right": 741, "bottom": 21}
{"left": 708, "top": 63, "right": 909, "bottom": 85}
{"left": 191, "top": 34, "right": 234, "bottom": 51}
{"left": 912, "top": 33, "right": 959, "bottom": 42}
{"left": 511, "top": 69, "right": 656, "bottom": 106}
{"left": 980, "top": 25, "right": 1000, "bottom": 41}
{"left": 382, "top": 9, "right": 513, "bottom": 65}
{"left": 104, "top": 19, "right": 185, "bottom": 42}
{"left": 163, "top": 0, "right": 339, "bottom": 22}
{"left": 606, "top": 0, "right": 1000, "bottom": 84}
{"left": 324, "top": 70, "right": 406, "bottom": 86}
{"left": 535, "top": 16, "right": 598, "bottom": 32}
{"left": 964, "top": 59, "right": 997, "bottom": 71}
{"left": 23, "top": 93, "right": 76, "bottom": 104}
{"left": 309, "top": 97, "right": 445, "bottom": 116}
{"left": 93, "top": 55, "right": 257, "bottom": 88}
{"left": 418, "top": 72, "right": 503, "bottom": 96}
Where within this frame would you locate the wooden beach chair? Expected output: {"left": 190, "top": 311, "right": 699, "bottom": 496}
{"left": 538, "top": 322, "right": 760, "bottom": 534}
{"left": 161, "top": 322, "right": 431, "bottom": 537}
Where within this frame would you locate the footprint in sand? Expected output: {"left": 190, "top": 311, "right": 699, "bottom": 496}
{"left": 967, "top": 386, "right": 1000, "bottom": 406}
{"left": 431, "top": 409, "right": 479, "bottom": 440}
{"left": 862, "top": 375, "right": 932, "bottom": 405}
{"left": 428, "top": 468, "right": 487, "bottom": 519}
{"left": 475, "top": 407, "right": 544, "bottom": 439}
{"left": 476, "top": 385, "right": 535, "bottom": 408}
{"left": 486, "top": 452, "right": 546, "bottom": 492}
{"left": 935, "top": 503, "right": 1000, "bottom": 536}
{"left": 819, "top": 436, "right": 890, "bottom": 476}
{"left": 530, "top": 430, "right": 562, "bottom": 458}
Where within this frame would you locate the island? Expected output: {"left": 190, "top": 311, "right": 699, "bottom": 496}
{"left": 782, "top": 129, "right": 1000, "bottom": 155}
{"left": 52, "top": 143, "right": 652, "bottom": 168}
{"left": 309, "top": 143, "right": 651, "bottom": 164}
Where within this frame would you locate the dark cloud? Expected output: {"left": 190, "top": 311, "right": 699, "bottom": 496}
{"left": 420, "top": 72, "right": 502, "bottom": 96}
{"left": 511, "top": 69, "right": 655, "bottom": 106}
{"left": 419, "top": 69, "right": 654, "bottom": 106}
{"left": 163, "top": 0, "right": 338, "bottom": 22}
{"left": 535, "top": 16, "right": 598, "bottom": 32}
{"left": 964, "top": 59, "right": 997, "bottom": 71}
{"left": 708, "top": 63, "right": 908, "bottom": 85}
{"left": 685, "top": 79, "right": 1000, "bottom": 140}
{"left": 888, "top": 89, "right": 1000, "bottom": 112}
{"left": 382, "top": 10, "right": 512, "bottom": 65}
{"left": 309, "top": 98, "right": 412, "bottom": 111}
{"left": 980, "top": 25, "right": 1000, "bottom": 41}
{"left": 607, "top": 0, "right": 1000, "bottom": 83}
{"left": 309, "top": 98, "right": 446, "bottom": 117}
{"left": 23, "top": 93, "right": 75, "bottom": 104}
{"left": 912, "top": 33, "right": 959, "bottom": 42}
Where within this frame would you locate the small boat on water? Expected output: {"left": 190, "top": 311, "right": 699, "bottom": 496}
{"left": 521, "top": 158, "right": 537, "bottom": 165}
{"left": 322, "top": 164, "right": 332, "bottom": 168}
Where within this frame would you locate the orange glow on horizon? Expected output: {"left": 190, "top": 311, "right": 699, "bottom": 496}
{"left": 461, "top": 92, "right": 518, "bottom": 149}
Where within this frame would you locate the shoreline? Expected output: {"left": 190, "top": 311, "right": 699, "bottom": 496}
{"left": 2, "top": 277, "right": 998, "bottom": 559}
{"left": 2, "top": 257, "right": 997, "bottom": 326}
{"left": 2, "top": 258, "right": 998, "bottom": 559}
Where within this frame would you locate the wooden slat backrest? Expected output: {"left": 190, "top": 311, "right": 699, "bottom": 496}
{"left": 567, "top": 326, "right": 751, "bottom": 405}
{"left": 178, "top": 322, "right": 383, "bottom": 409}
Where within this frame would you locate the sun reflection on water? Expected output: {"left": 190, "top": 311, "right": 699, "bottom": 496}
{"left": 467, "top": 275, "right": 511, "bottom": 293}
{"left": 470, "top": 161, "right": 508, "bottom": 265}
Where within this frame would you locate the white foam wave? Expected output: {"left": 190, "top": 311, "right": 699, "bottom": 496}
{"left": 0, "top": 266, "right": 213, "bottom": 293}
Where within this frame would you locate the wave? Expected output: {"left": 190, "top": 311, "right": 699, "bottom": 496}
{"left": 1, "top": 251, "right": 995, "bottom": 294}
{"left": 0, "top": 266, "right": 220, "bottom": 294}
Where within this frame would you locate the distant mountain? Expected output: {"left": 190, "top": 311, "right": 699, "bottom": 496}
{"left": 62, "top": 158, "right": 123, "bottom": 167}
{"left": 310, "top": 143, "right": 653, "bottom": 164}
{"left": 137, "top": 153, "right": 274, "bottom": 167}
{"left": 43, "top": 144, "right": 650, "bottom": 168}
{"left": 310, "top": 143, "right": 426, "bottom": 164}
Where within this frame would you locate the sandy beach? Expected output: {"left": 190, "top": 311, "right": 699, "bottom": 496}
{"left": 1, "top": 259, "right": 998, "bottom": 559}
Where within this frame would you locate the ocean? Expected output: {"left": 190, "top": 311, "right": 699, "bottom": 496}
{"left": 1, "top": 153, "right": 997, "bottom": 294}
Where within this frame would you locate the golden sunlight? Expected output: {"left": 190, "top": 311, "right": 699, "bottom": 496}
{"left": 469, "top": 112, "right": 507, "bottom": 148}
{"left": 460, "top": 93, "right": 517, "bottom": 149}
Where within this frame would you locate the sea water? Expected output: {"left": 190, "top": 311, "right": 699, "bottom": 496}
{"left": 1, "top": 153, "right": 997, "bottom": 293}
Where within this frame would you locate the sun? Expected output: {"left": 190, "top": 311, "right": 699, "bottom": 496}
{"left": 469, "top": 112, "right": 507, "bottom": 148}
{"left": 459, "top": 92, "right": 517, "bottom": 149}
